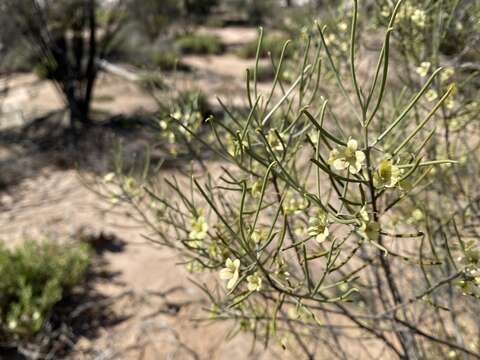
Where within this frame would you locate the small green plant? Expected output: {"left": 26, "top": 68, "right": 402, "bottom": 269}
{"left": 33, "top": 57, "right": 59, "bottom": 80}
{"left": 237, "top": 34, "right": 292, "bottom": 59}
{"left": 175, "top": 34, "right": 225, "bottom": 55}
{"left": 149, "top": 51, "right": 190, "bottom": 72}
{"left": 0, "top": 241, "right": 91, "bottom": 339}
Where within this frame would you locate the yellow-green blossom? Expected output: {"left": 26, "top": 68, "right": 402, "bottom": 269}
{"left": 251, "top": 228, "right": 268, "bottom": 243}
{"left": 445, "top": 96, "right": 456, "bottom": 110}
{"left": 103, "top": 172, "right": 115, "bottom": 183}
{"left": 357, "top": 206, "right": 380, "bottom": 241}
{"left": 373, "top": 159, "right": 401, "bottom": 188}
{"left": 307, "top": 211, "right": 329, "bottom": 243}
{"left": 189, "top": 216, "right": 208, "bottom": 242}
{"left": 186, "top": 260, "right": 204, "bottom": 273}
{"left": 359, "top": 220, "right": 381, "bottom": 242}
{"left": 338, "top": 22, "right": 348, "bottom": 32}
{"left": 416, "top": 62, "right": 431, "bottom": 77}
{"left": 247, "top": 273, "right": 262, "bottom": 292}
{"left": 412, "top": 209, "right": 424, "bottom": 222}
{"left": 380, "top": 6, "right": 390, "bottom": 17}
{"left": 411, "top": 8, "right": 426, "bottom": 28}
{"left": 441, "top": 67, "right": 455, "bottom": 82}
{"left": 220, "top": 258, "right": 241, "bottom": 289}
{"left": 325, "top": 33, "right": 336, "bottom": 46}
{"left": 251, "top": 180, "right": 262, "bottom": 198}
{"left": 284, "top": 192, "right": 308, "bottom": 214}
{"left": 425, "top": 89, "right": 438, "bottom": 102}
{"left": 267, "top": 129, "right": 285, "bottom": 152}
{"left": 328, "top": 138, "right": 365, "bottom": 174}
{"left": 359, "top": 206, "right": 369, "bottom": 223}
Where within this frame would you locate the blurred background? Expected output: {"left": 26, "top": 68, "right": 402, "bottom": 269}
{"left": 0, "top": 0, "right": 478, "bottom": 359}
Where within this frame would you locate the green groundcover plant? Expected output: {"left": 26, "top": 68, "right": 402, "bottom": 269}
{"left": 97, "top": 0, "right": 480, "bottom": 358}
{"left": 0, "top": 241, "right": 91, "bottom": 340}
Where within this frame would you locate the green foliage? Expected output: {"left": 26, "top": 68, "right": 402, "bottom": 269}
{"left": 138, "top": 72, "right": 167, "bottom": 91}
{"left": 237, "top": 34, "right": 293, "bottom": 59}
{"left": 205, "top": 17, "right": 226, "bottom": 28}
{"left": 0, "top": 241, "right": 91, "bottom": 339}
{"left": 33, "top": 57, "right": 59, "bottom": 80}
{"left": 175, "top": 34, "right": 225, "bottom": 55}
{"left": 149, "top": 51, "right": 190, "bottom": 72}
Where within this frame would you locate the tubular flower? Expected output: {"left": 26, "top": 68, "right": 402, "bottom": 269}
{"left": 220, "top": 258, "right": 240, "bottom": 289}
{"left": 307, "top": 211, "right": 330, "bottom": 243}
{"left": 328, "top": 138, "right": 365, "bottom": 174}
{"left": 373, "top": 159, "right": 401, "bottom": 188}
{"left": 247, "top": 273, "right": 262, "bottom": 292}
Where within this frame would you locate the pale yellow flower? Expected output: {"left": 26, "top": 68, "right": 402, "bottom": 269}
{"left": 445, "top": 97, "right": 456, "bottom": 110}
{"left": 373, "top": 159, "right": 401, "bottom": 188}
{"left": 284, "top": 192, "right": 308, "bottom": 214}
{"left": 416, "top": 62, "right": 431, "bottom": 77}
{"left": 267, "top": 129, "right": 284, "bottom": 152}
{"left": 246, "top": 273, "right": 262, "bottom": 292}
{"left": 103, "top": 172, "right": 115, "bottom": 183}
{"left": 380, "top": 6, "right": 390, "bottom": 17}
{"left": 425, "top": 89, "right": 438, "bottom": 102}
{"left": 412, "top": 209, "right": 424, "bottom": 222}
{"left": 251, "top": 228, "right": 268, "bottom": 243}
{"left": 328, "top": 138, "right": 365, "bottom": 174}
{"left": 359, "top": 221, "right": 380, "bottom": 242}
{"left": 189, "top": 216, "right": 208, "bottom": 241}
{"left": 338, "top": 22, "right": 348, "bottom": 32}
{"left": 220, "top": 258, "right": 240, "bottom": 289}
{"left": 441, "top": 67, "right": 455, "bottom": 82}
{"left": 411, "top": 8, "right": 426, "bottom": 28}
{"left": 307, "top": 211, "right": 329, "bottom": 243}
{"left": 325, "top": 33, "right": 336, "bottom": 46}
{"left": 357, "top": 206, "right": 380, "bottom": 241}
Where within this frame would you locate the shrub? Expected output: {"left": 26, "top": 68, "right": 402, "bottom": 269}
{"left": 138, "top": 72, "right": 167, "bottom": 91}
{"left": 149, "top": 51, "right": 190, "bottom": 72}
{"left": 99, "top": 1, "right": 480, "bottom": 358}
{"left": 0, "top": 241, "right": 91, "bottom": 339}
{"left": 237, "top": 34, "right": 293, "bottom": 59}
{"left": 33, "top": 57, "right": 59, "bottom": 80}
{"left": 175, "top": 34, "right": 225, "bottom": 55}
